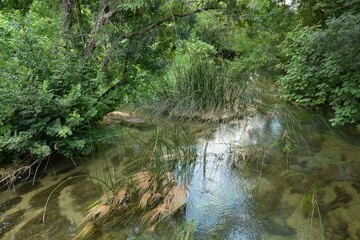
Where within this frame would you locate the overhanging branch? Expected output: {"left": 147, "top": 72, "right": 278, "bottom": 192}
{"left": 102, "top": 7, "right": 213, "bottom": 71}
{"left": 100, "top": 7, "right": 215, "bottom": 100}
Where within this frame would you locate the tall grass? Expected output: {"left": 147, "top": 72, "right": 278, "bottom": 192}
{"left": 155, "top": 55, "right": 255, "bottom": 118}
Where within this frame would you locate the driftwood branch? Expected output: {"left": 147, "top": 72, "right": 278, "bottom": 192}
{"left": 0, "top": 161, "right": 38, "bottom": 189}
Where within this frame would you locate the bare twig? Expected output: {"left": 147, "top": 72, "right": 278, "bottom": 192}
{"left": 0, "top": 161, "right": 38, "bottom": 190}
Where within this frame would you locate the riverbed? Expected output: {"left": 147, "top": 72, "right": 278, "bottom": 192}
{"left": 0, "top": 108, "right": 360, "bottom": 239}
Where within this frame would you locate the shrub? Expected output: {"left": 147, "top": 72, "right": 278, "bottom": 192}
{"left": 277, "top": 13, "right": 360, "bottom": 126}
{"left": 0, "top": 10, "right": 120, "bottom": 163}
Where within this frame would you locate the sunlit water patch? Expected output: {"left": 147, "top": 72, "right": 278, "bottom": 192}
{"left": 185, "top": 115, "right": 287, "bottom": 239}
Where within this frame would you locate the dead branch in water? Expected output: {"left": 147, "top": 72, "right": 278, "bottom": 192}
{"left": 0, "top": 160, "right": 38, "bottom": 190}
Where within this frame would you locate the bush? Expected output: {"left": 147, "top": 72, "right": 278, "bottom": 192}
{"left": 277, "top": 13, "right": 360, "bottom": 126}
{"left": 0, "top": 10, "right": 120, "bottom": 163}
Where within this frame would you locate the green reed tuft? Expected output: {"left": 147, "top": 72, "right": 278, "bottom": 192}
{"left": 155, "top": 56, "right": 255, "bottom": 119}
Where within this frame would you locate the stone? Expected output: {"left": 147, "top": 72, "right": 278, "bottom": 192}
{"left": 103, "top": 111, "right": 146, "bottom": 127}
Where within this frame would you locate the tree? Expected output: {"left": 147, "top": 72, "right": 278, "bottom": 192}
{"left": 290, "top": 0, "right": 360, "bottom": 26}
{"left": 0, "top": 0, "right": 240, "bottom": 165}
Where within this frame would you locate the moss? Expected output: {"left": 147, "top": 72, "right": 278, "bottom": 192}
{"left": 14, "top": 211, "right": 72, "bottom": 240}
{"left": 0, "top": 197, "right": 22, "bottom": 214}
{"left": 15, "top": 175, "right": 88, "bottom": 239}
{"left": 0, "top": 209, "right": 26, "bottom": 238}
{"left": 29, "top": 173, "right": 85, "bottom": 209}
{"left": 351, "top": 181, "right": 360, "bottom": 193}
{"left": 54, "top": 164, "right": 77, "bottom": 175}
{"left": 327, "top": 187, "right": 352, "bottom": 211}
{"left": 110, "top": 153, "right": 122, "bottom": 168}
{"left": 70, "top": 180, "right": 100, "bottom": 211}
{"left": 16, "top": 181, "right": 42, "bottom": 195}
{"left": 306, "top": 164, "right": 339, "bottom": 185}
{"left": 348, "top": 161, "right": 360, "bottom": 177}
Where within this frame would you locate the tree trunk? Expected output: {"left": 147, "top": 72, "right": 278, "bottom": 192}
{"left": 83, "top": 0, "right": 120, "bottom": 57}
{"left": 61, "top": 0, "right": 76, "bottom": 32}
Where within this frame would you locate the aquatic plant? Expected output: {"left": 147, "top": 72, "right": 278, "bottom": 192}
{"left": 175, "top": 221, "right": 196, "bottom": 240}
{"left": 152, "top": 41, "right": 256, "bottom": 120}
{"left": 232, "top": 144, "right": 266, "bottom": 175}
{"left": 281, "top": 129, "right": 293, "bottom": 170}
{"left": 75, "top": 170, "right": 187, "bottom": 239}
{"left": 74, "top": 121, "right": 198, "bottom": 238}
{"left": 266, "top": 103, "right": 309, "bottom": 170}
{"left": 298, "top": 187, "right": 324, "bottom": 240}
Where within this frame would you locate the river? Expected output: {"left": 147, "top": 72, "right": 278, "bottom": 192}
{"left": 1, "top": 105, "right": 360, "bottom": 239}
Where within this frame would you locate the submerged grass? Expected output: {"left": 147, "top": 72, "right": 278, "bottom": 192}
{"left": 298, "top": 187, "right": 325, "bottom": 240}
{"left": 73, "top": 120, "right": 200, "bottom": 239}
{"left": 175, "top": 221, "right": 196, "bottom": 240}
{"left": 231, "top": 144, "right": 266, "bottom": 175}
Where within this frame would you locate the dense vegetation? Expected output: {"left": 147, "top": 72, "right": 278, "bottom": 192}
{"left": 278, "top": 2, "right": 360, "bottom": 126}
{"left": 0, "top": 0, "right": 359, "bottom": 167}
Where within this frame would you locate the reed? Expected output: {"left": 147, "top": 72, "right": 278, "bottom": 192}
{"left": 298, "top": 187, "right": 324, "bottom": 240}
{"left": 74, "top": 121, "right": 199, "bottom": 238}
{"left": 154, "top": 57, "right": 255, "bottom": 120}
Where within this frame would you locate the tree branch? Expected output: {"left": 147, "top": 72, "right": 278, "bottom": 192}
{"left": 83, "top": 0, "right": 121, "bottom": 57}
{"left": 102, "top": 7, "right": 213, "bottom": 71}
{"left": 100, "top": 7, "right": 214, "bottom": 99}
{"left": 125, "top": 8, "right": 208, "bottom": 39}
{"left": 61, "top": 0, "right": 76, "bottom": 32}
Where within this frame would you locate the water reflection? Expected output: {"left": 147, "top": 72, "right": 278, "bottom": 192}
{"left": 186, "top": 115, "right": 281, "bottom": 239}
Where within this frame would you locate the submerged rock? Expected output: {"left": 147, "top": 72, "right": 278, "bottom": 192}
{"left": 348, "top": 221, "right": 360, "bottom": 240}
{"left": 166, "top": 108, "right": 241, "bottom": 123}
{"left": 327, "top": 205, "right": 360, "bottom": 239}
{"left": 16, "top": 181, "right": 42, "bottom": 195}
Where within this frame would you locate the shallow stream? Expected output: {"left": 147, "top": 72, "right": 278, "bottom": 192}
{"left": 1, "top": 109, "right": 360, "bottom": 240}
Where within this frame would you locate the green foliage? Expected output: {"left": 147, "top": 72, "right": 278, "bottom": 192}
{"left": 278, "top": 12, "right": 360, "bottom": 126}
{"left": 0, "top": 9, "right": 120, "bottom": 163}
{"left": 156, "top": 40, "right": 251, "bottom": 113}
{"left": 1, "top": 0, "right": 246, "bottom": 164}
{"left": 293, "top": 0, "right": 360, "bottom": 26}
{"left": 0, "top": 0, "right": 34, "bottom": 14}
{"left": 223, "top": 0, "right": 295, "bottom": 72}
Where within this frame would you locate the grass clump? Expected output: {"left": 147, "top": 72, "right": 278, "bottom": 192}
{"left": 151, "top": 40, "right": 255, "bottom": 119}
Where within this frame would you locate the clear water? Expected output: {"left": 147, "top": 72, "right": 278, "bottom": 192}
{"left": 1, "top": 112, "right": 360, "bottom": 240}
